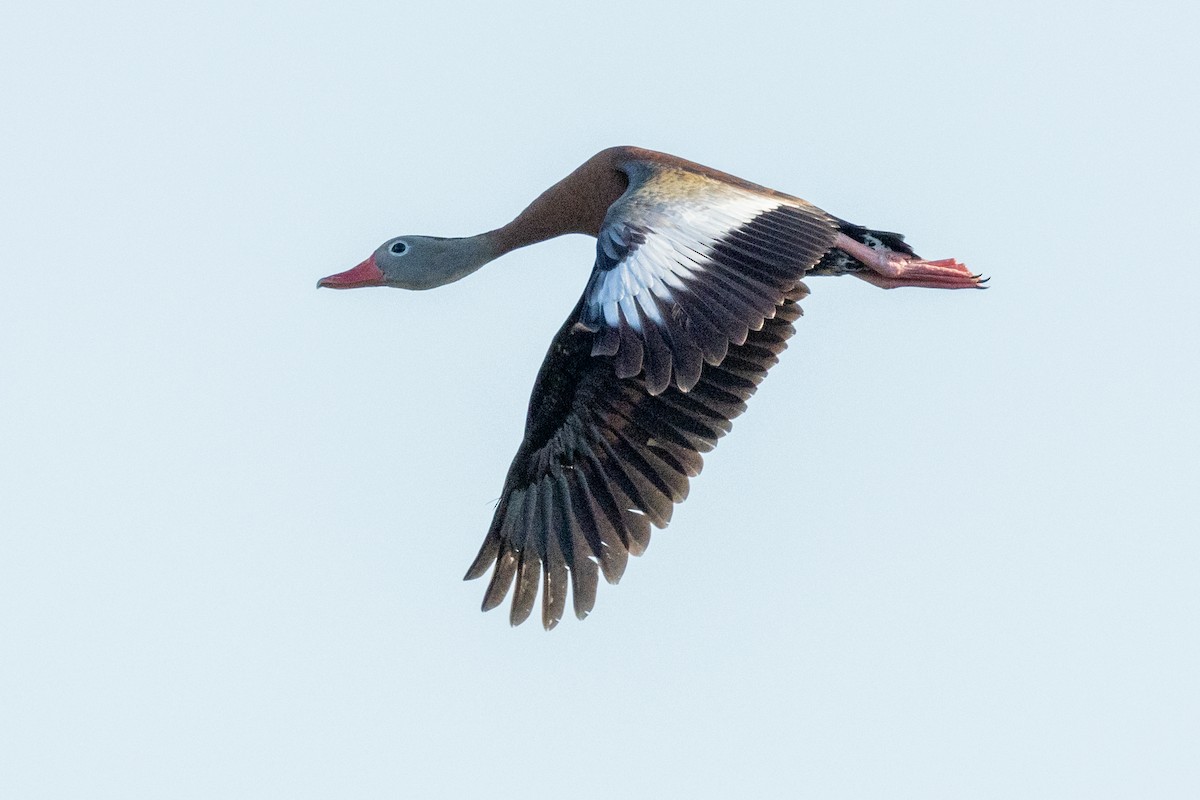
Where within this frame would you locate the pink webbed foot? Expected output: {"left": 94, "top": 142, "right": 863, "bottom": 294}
{"left": 834, "top": 233, "right": 986, "bottom": 290}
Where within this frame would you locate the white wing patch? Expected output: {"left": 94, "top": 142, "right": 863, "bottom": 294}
{"left": 580, "top": 175, "right": 836, "bottom": 394}
{"left": 587, "top": 190, "right": 784, "bottom": 335}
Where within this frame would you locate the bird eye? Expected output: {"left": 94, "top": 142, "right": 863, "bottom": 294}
{"left": 390, "top": 241, "right": 409, "bottom": 255}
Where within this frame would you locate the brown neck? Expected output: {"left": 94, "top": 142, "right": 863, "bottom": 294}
{"left": 487, "top": 149, "right": 631, "bottom": 255}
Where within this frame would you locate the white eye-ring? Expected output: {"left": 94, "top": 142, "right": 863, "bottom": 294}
{"left": 389, "top": 241, "right": 409, "bottom": 255}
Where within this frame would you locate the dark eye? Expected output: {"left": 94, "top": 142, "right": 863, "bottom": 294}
{"left": 390, "top": 241, "right": 408, "bottom": 255}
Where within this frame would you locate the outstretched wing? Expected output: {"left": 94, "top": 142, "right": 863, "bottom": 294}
{"left": 579, "top": 168, "right": 836, "bottom": 395}
{"left": 464, "top": 285, "right": 809, "bottom": 629}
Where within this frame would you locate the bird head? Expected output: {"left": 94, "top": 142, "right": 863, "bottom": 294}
{"left": 319, "top": 236, "right": 449, "bottom": 291}
{"left": 318, "top": 235, "right": 499, "bottom": 291}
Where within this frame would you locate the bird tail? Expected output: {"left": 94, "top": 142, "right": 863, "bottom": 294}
{"left": 808, "top": 221, "right": 915, "bottom": 277}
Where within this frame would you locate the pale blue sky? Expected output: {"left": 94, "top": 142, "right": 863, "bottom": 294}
{"left": 2, "top": 1, "right": 1198, "bottom": 797}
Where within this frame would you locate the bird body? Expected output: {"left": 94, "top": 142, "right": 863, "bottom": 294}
{"left": 319, "top": 146, "right": 982, "bottom": 629}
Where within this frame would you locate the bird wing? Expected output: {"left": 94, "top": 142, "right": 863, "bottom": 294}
{"left": 579, "top": 166, "right": 837, "bottom": 395}
{"left": 464, "top": 285, "right": 809, "bottom": 629}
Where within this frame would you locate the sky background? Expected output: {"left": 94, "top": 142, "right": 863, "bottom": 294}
{"left": 2, "top": 1, "right": 1198, "bottom": 797}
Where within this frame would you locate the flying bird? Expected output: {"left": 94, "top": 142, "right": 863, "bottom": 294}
{"left": 319, "top": 146, "right": 983, "bottom": 629}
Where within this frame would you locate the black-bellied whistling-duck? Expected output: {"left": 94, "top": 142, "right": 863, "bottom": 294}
{"left": 319, "top": 146, "right": 983, "bottom": 629}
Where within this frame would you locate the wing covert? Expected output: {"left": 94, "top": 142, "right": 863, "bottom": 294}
{"left": 580, "top": 174, "right": 836, "bottom": 395}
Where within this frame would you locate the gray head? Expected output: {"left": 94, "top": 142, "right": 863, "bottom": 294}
{"left": 318, "top": 234, "right": 498, "bottom": 291}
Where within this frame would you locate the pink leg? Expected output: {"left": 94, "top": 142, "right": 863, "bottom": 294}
{"left": 834, "top": 233, "right": 986, "bottom": 290}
